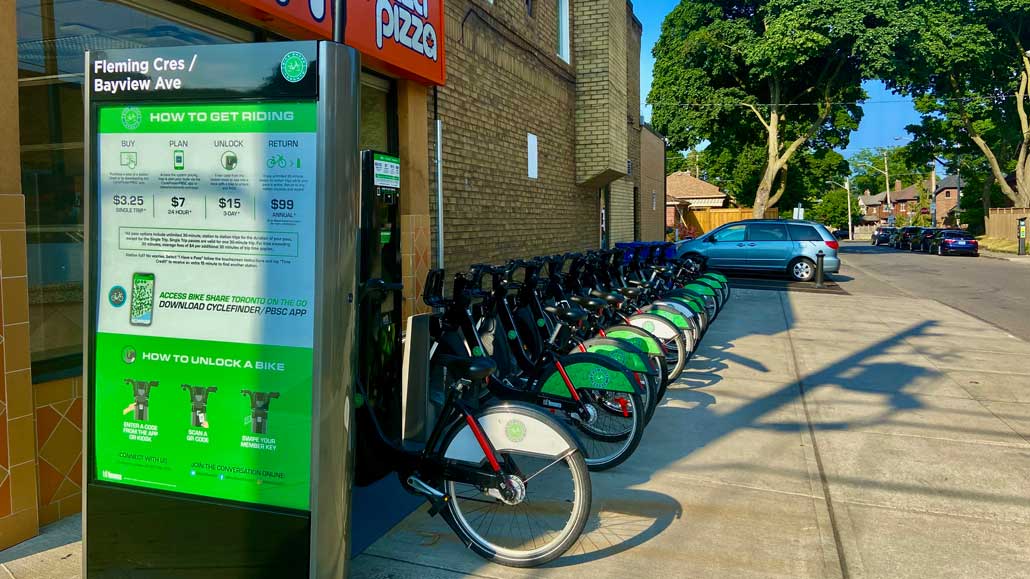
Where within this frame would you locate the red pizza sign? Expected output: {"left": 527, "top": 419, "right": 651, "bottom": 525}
{"left": 207, "top": 0, "right": 446, "bottom": 85}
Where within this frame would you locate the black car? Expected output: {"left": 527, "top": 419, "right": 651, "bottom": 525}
{"left": 914, "top": 228, "right": 941, "bottom": 252}
{"left": 832, "top": 228, "right": 850, "bottom": 240}
{"left": 871, "top": 227, "right": 896, "bottom": 246}
{"left": 894, "top": 226, "right": 922, "bottom": 250}
{"left": 929, "top": 230, "right": 979, "bottom": 256}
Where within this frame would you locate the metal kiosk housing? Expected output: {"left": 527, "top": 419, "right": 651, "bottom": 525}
{"left": 83, "top": 42, "right": 361, "bottom": 577}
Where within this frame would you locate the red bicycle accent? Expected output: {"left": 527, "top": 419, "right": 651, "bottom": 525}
{"left": 633, "top": 372, "right": 645, "bottom": 393}
{"left": 615, "top": 397, "right": 629, "bottom": 417}
{"left": 598, "top": 328, "right": 607, "bottom": 338}
{"left": 577, "top": 343, "right": 587, "bottom": 353}
{"left": 464, "top": 414, "right": 501, "bottom": 473}
{"left": 555, "top": 361, "right": 581, "bottom": 401}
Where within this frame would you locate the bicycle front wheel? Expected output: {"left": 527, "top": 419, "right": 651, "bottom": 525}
{"left": 441, "top": 405, "right": 591, "bottom": 567}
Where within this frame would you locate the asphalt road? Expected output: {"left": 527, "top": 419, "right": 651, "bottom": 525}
{"left": 837, "top": 241, "right": 1030, "bottom": 341}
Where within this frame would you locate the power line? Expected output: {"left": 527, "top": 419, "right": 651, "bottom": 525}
{"left": 646, "top": 95, "right": 1025, "bottom": 108}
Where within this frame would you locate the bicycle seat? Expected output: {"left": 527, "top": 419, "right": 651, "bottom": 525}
{"left": 436, "top": 354, "right": 496, "bottom": 381}
{"left": 568, "top": 295, "right": 607, "bottom": 310}
{"left": 545, "top": 305, "right": 589, "bottom": 325}
{"left": 621, "top": 286, "right": 642, "bottom": 299}
{"left": 589, "top": 289, "right": 625, "bottom": 305}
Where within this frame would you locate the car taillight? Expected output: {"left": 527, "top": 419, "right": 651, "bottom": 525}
{"left": 825, "top": 240, "right": 840, "bottom": 250}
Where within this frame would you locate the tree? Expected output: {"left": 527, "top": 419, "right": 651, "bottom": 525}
{"left": 648, "top": 0, "right": 888, "bottom": 217}
{"left": 847, "top": 146, "right": 927, "bottom": 194}
{"left": 810, "top": 186, "right": 859, "bottom": 229}
{"left": 883, "top": 0, "right": 1030, "bottom": 207}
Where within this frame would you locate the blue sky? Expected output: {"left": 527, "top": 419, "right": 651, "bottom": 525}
{"left": 636, "top": 2, "right": 922, "bottom": 161}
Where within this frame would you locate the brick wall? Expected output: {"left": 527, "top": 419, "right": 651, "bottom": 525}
{"left": 935, "top": 187, "right": 958, "bottom": 226}
{"left": 429, "top": 0, "right": 599, "bottom": 275}
{"left": 609, "top": 6, "right": 642, "bottom": 244}
{"left": 640, "top": 126, "right": 666, "bottom": 241}
{"left": 573, "top": 0, "right": 628, "bottom": 189}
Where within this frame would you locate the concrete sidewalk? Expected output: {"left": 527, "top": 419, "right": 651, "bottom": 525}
{"left": 353, "top": 284, "right": 1030, "bottom": 578}
{"left": 3, "top": 273, "right": 1029, "bottom": 578}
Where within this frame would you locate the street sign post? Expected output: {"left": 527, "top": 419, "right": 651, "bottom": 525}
{"left": 85, "top": 42, "right": 361, "bottom": 577}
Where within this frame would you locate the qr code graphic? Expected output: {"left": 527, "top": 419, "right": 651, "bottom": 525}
{"left": 130, "top": 275, "right": 155, "bottom": 324}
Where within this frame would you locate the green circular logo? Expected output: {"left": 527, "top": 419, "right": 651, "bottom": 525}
{"left": 643, "top": 320, "right": 655, "bottom": 332}
{"left": 536, "top": 318, "right": 546, "bottom": 328}
{"left": 108, "top": 285, "right": 127, "bottom": 308}
{"left": 472, "top": 346, "right": 485, "bottom": 357}
{"left": 589, "top": 367, "right": 611, "bottom": 389}
{"left": 507, "top": 330, "right": 517, "bottom": 340}
{"left": 280, "top": 51, "right": 309, "bottom": 83}
{"left": 121, "top": 107, "right": 142, "bottom": 130}
{"left": 609, "top": 349, "right": 626, "bottom": 365}
{"left": 505, "top": 419, "right": 527, "bottom": 443}
{"left": 122, "top": 346, "right": 137, "bottom": 364}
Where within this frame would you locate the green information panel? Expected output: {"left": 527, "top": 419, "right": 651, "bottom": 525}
{"left": 94, "top": 102, "right": 317, "bottom": 510}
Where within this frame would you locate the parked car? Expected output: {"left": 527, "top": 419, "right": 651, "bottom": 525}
{"left": 674, "top": 219, "right": 841, "bottom": 282}
{"left": 831, "top": 228, "right": 850, "bottom": 240}
{"left": 871, "top": 227, "right": 896, "bottom": 246}
{"left": 929, "top": 229, "right": 979, "bottom": 256}
{"left": 914, "top": 228, "right": 941, "bottom": 252}
{"left": 894, "top": 226, "right": 923, "bottom": 250}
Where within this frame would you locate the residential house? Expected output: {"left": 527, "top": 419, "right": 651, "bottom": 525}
{"left": 665, "top": 171, "right": 728, "bottom": 236}
{"left": 858, "top": 180, "right": 930, "bottom": 225}
{"left": 934, "top": 175, "right": 963, "bottom": 226}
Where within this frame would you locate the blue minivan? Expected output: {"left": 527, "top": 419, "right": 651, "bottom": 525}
{"left": 674, "top": 219, "right": 841, "bottom": 282}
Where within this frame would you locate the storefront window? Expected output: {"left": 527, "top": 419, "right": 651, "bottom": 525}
{"left": 16, "top": 0, "right": 254, "bottom": 378}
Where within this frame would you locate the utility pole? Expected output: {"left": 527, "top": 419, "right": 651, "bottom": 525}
{"left": 884, "top": 150, "right": 891, "bottom": 211}
{"left": 846, "top": 177, "right": 853, "bottom": 240}
{"left": 930, "top": 166, "right": 937, "bottom": 226}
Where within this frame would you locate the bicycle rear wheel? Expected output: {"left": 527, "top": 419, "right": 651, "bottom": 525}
{"left": 441, "top": 405, "right": 591, "bottom": 567}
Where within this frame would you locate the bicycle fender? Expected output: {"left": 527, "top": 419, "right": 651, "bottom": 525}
{"left": 640, "top": 304, "right": 691, "bottom": 333}
{"left": 626, "top": 313, "right": 680, "bottom": 340}
{"left": 539, "top": 353, "right": 637, "bottom": 398}
{"left": 579, "top": 337, "right": 655, "bottom": 375}
{"left": 604, "top": 325, "right": 662, "bottom": 356}
{"left": 444, "top": 402, "right": 577, "bottom": 462}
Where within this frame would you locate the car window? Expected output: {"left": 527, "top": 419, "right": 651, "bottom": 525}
{"left": 712, "top": 224, "right": 746, "bottom": 242}
{"left": 747, "top": 223, "right": 788, "bottom": 241}
{"left": 787, "top": 224, "right": 822, "bottom": 241}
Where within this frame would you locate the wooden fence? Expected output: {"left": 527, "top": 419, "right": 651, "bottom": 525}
{"left": 985, "top": 208, "right": 1030, "bottom": 240}
{"left": 679, "top": 207, "right": 780, "bottom": 235}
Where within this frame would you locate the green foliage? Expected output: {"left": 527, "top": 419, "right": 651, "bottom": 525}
{"left": 847, "top": 147, "right": 928, "bottom": 194}
{"left": 810, "top": 186, "right": 859, "bottom": 229}
{"left": 881, "top": 0, "right": 1030, "bottom": 206}
{"left": 648, "top": 0, "right": 892, "bottom": 213}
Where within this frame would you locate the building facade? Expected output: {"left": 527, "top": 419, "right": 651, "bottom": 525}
{"left": 1, "top": 0, "right": 650, "bottom": 549}
{"left": 638, "top": 125, "right": 666, "bottom": 241}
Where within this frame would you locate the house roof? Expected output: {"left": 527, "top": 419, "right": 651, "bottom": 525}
{"left": 889, "top": 181, "right": 927, "bottom": 202}
{"left": 666, "top": 171, "right": 727, "bottom": 201}
{"left": 935, "top": 175, "right": 963, "bottom": 193}
{"left": 859, "top": 192, "right": 885, "bottom": 206}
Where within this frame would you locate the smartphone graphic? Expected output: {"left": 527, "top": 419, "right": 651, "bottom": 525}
{"left": 130, "top": 273, "right": 155, "bottom": 326}
{"left": 173, "top": 149, "right": 185, "bottom": 171}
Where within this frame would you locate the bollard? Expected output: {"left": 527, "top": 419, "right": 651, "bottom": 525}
{"left": 815, "top": 250, "right": 826, "bottom": 288}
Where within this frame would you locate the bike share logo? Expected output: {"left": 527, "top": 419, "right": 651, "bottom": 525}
{"left": 280, "top": 51, "right": 309, "bottom": 83}
{"left": 108, "top": 285, "right": 127, "bottom": 308}
{"left": 589, "top": 367, "right": 611, "bottom": 389}
{"left": 376, "top": 0, "right": 439, "bottom": 62}
{"left": 504, "top": 419, "right": 527, "bottom": 443}
{"left": 121, "top": 107, "right": 142, "bottom": 130}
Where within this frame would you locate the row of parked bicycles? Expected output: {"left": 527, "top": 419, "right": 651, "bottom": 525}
{"left": 356, "top": 242, "right": 731, "bottom": 567}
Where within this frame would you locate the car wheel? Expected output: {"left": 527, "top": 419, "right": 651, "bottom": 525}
{"left": 789, "top": 258, "right": 816, "bottom": 282}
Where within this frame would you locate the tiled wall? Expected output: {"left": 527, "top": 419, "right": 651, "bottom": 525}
{"left": 1, "top": 3, "right": 41, "bottom": 548}
{"left": 34, "top": 377, "right": 83, "bottom": 526}
{"left": 0, "top": 197, "right": 40, "bottom": 549}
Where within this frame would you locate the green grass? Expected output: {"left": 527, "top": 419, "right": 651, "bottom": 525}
{"left": 976, "top": 236, "right": 1019, "bottom": 254}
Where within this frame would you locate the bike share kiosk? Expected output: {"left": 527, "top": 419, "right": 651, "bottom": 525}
{"left": 84, "top": 42, "right": 361, "bottom": 577}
